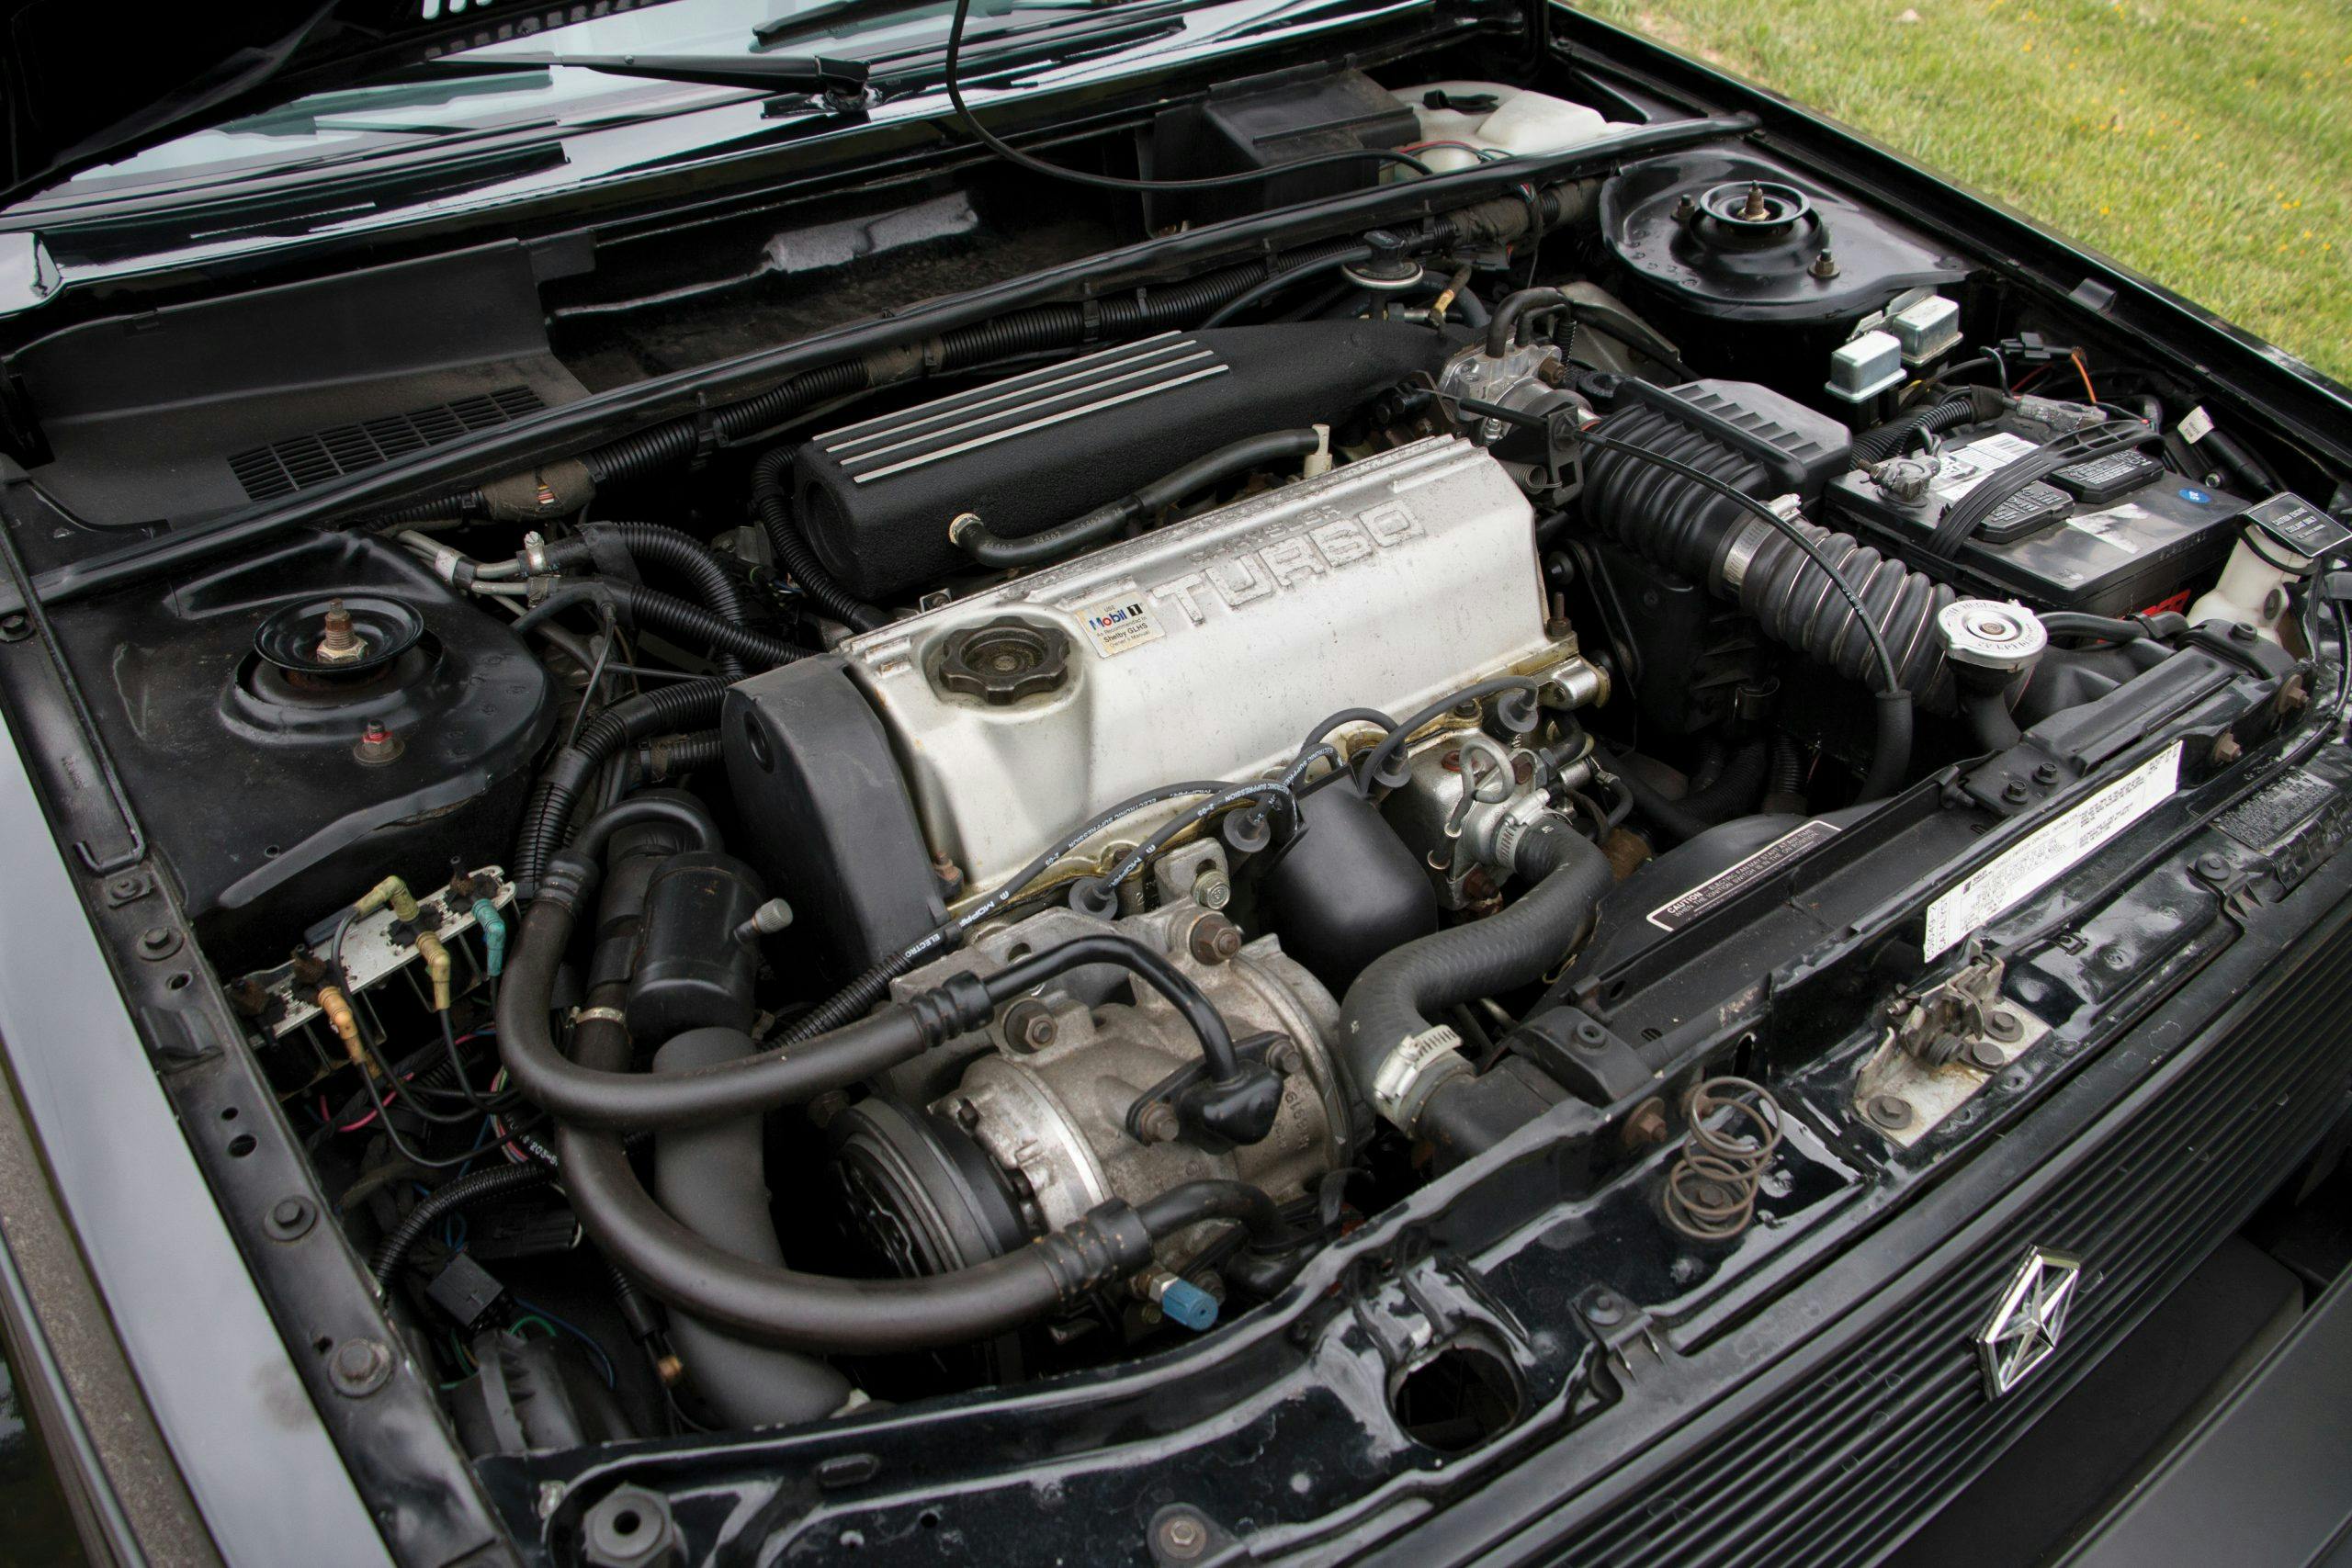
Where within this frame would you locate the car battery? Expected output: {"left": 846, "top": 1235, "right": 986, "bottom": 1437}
{"left": 1825, "top": 421, "right": 2246, "bottom": 615}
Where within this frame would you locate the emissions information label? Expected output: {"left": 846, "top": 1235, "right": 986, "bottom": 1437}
{"left": 1647, "top": 819, "right": 1841, "bottom": 932}
{"left": 1074, "top": 593, "right": 1164, "bottom": 657}
{"left": 1922, "top": 740, "right": 2183, "bottom": 958}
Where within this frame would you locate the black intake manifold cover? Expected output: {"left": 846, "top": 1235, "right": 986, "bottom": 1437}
{"left": 793, "top": 319, "right": 1458, "bottom": 600}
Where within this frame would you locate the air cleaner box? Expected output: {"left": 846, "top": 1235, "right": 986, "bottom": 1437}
{"left": 1825, "top": 425, "right": 2245, "bottom": 615}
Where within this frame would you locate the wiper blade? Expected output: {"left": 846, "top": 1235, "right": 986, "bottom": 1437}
{"left": 420, "top": 52, "right": 870, "bottom": 97}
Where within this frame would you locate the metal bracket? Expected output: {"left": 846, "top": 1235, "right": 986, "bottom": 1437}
{"left": 1855, "top": 942, "right": 2046, "bottom": 1146}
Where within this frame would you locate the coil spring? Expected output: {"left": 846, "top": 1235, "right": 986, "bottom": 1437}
{"left": 1662, "top": 1076, "right": 1784, "bottom": 1242}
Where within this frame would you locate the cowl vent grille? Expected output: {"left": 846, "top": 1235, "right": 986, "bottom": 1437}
{"left": 227, "top": 385, "right": 545, "bottom": 501}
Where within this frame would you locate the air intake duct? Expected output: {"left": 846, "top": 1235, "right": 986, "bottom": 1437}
{"left": 1580, "top": 379, "right": 1960, "bottom": 714}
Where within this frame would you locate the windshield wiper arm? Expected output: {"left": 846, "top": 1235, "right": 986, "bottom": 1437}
{"left": 752, "top": 0, "right": 1127, "bottom": 49}
{"left": 419, "top": 52, "right": 871, "bottom": 98}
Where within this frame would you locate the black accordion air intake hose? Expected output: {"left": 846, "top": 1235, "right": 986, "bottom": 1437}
{"left": 1581, "top": 400, "right": 1961, "bottom": 716}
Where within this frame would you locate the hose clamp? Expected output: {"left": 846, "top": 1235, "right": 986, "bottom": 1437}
{"left": 1719, "top": 494, "right": 1801, "bottom": 594}
{"left": 1370, "top": 1025, "right": 1471, "bottom": 1132}
{"left": 569, "top": 1005, "right": 628, "bottom": 1032}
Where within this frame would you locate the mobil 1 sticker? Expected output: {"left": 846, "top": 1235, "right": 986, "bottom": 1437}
{"left": 2244, "top": 492, "right": 2352, "bottom": 559}
{"left": 1074, "top": 593, "right": 1163, "bottom": 656}
{"left": 1646, "top": 819, "right": 1840, "bottom": 932}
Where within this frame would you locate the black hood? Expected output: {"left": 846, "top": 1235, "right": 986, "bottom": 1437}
{"left": 0, "top": 0, "right": 688, "bottom": 209}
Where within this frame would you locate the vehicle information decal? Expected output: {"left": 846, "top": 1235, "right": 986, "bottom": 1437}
{"left": 1648, "top": 819, "right": 1841, "bottom": 931}
{"left": 1923, "top": 740, "right": 2183, "bottom": 958}
{"left": 2216, "top": 767, "right": 2335, "bottom": 850}
{"left": 1074, "top": 593, "right": 1164, "bottom": 657}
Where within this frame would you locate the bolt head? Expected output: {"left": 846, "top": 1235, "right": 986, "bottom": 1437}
{"left": 1964, "top": 1040, "right": 2007, "bottom": 1071}
{"left": 1865, "top": 1093, "right": 1914, "bottom": 1131}
{"left": 1187, "top": 912, "right": 1243, "bottom": 965}
{"left": 2002, "top": 781, "right": 2030, "bottom": 804}
{"left": 1157, "top": 1513, "right": 1209, "bottom": 1561}
{"left": 1623, "top": 1099, "right": 1669, "bottom": 1148}
{"left": 329, "top": 1337, "right": 393, "bottom": 1396}
{"left": 1136, "top": 1103, "right": 1181, "bottom": 1145}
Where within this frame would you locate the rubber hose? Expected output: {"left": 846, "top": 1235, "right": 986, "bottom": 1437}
{"left": 2041, "top": 611, "right": 2156, "bottom": 642}
{"left": 606, "top": 581, "right": 807, "bottom": 670}
{"left": 565, "top": 791, "right": 725, "bottom": 868}
{"left": 629, "top": 729, "right": 724, "bottom": 786}
{"left": 550, "top": 897, "right": 1167, "bottom": 1354}
{"left": 560, "top": 1120, "right": 1174, "bottom": 1351}
{"left": 496, "top": 894, "right": 937, "bottom": 1129}
{"left": 549, "top": 523, "right": 752, "bottom": 681}
{"left": 651, "top": 1027, "right": 853, "bottom": 1426}
{"left": 1605, "top": 739, "right": 1770, "bottom": 846}
{"left": 1593, "top": 748, "right": 1710, "bottom": 846}
{"left": 370, "top": 1163, "right": 557, "bottom": 1285}
{"left": 514, "top": 682, "right": 728, "bottom": 894}
{"left": 1962, "top": 688, "right": 2022, "bottom": 751}
{"left": 1487, "top": 287, "right": 1573, "bottom": 357}
{"left": 1338, "top": 818, "right": 1614, "bottom": 1131}
{"left": 954, "top": 429, "right": 1321, "bottom": 569}
{"left": 1131, "top": 1180, "right": 1289, "bottom": 1251}
{"left": 751, "top": 446, "right": 888, "bottom": 633}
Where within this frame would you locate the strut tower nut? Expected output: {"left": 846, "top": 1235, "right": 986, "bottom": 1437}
{"left": 934, "top": 617, "right": 1072, "bottom": 705}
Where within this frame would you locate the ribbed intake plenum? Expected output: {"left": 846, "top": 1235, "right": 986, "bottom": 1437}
{"left": 1581, "top": 389, "right": 1958, "bottom": 714}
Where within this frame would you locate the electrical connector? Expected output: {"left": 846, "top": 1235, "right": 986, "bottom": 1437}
{"left": 473, "top": 898, "right": 507, "bottom": 977}
{"left": 414, "top": 930, "right": 454, "bottom": 1012}
{"left": 426, "top": 1253, "right": 509, "bottom": 1333}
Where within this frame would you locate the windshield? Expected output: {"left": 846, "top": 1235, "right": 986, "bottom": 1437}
{"left": 31, "top": 0, "right": 988, "bottom": 202}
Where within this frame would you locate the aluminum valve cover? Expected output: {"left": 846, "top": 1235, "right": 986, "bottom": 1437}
{"left": 842, "top": 437, "right": 1568, "bottom": 897}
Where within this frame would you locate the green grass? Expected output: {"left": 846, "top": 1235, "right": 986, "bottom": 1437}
{"left": 1571, "top": 0, "right": 2352, "bottom": 383}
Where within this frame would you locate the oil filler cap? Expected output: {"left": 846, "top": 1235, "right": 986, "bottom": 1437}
{"left": 934, "top": 617, "right": 1071, "bottom": 705}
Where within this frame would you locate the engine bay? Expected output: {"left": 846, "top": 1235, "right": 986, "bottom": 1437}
{"left": 6, "top": 49, "right": 2346, "bottom": 1542}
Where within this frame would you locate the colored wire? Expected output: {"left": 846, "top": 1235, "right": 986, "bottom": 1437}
{"left": 512, "top": 1298, "right": 616, "bottom": 1387}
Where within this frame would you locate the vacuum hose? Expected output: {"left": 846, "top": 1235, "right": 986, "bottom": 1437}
{"left": 954, "top": 429, "right": 1322, "bottom": 570}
